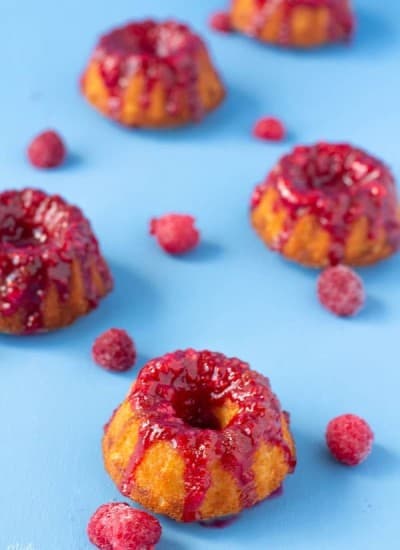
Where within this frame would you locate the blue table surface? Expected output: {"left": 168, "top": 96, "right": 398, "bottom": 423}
{"left": 1, "top": 0, "right": 400, "bottom": 548}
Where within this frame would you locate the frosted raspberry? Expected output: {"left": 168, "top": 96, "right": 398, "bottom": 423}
{"left": 253, "top": 117, "right": 286, "bottom": 142}
{"left": 150, "top": 214, "right": 200, "bottom": 255}
{"left": 87, "top": 502, "right": 162, "bottom": 550}
{"left": 317, "top": 265, "right": 365, "bottom": 317}
{"left": 326, "top": 414, "right": 374, "bottom": 466}
{"left": 27, "top": 130, "right": 66, "bottom": 168}
{"left": 92, "top": 329, "right": 136, "bottom": 372}
{"left": 209, "top": 11, "right": 232, "bottom": 33}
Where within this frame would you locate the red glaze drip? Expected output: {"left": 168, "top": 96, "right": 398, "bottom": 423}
{"left": 200, "top": 515, "right": 238, "bottom": 528}
{"left": 249, "top": 0, "right": 354, "bottom": 45}
{"left": 112, "top": 349, "right": 295, "bottom": 523}
{"left": 251, "top": 143, "right": 400, "bottom": 265}
{"left": 83, "top": 20, "right": 206, "bottom": 122}
{"left": 267, "top": 484, "right": 284, "bottom": 499}
{"left": 0, "top": 189, "right": 113, "bottom": 334}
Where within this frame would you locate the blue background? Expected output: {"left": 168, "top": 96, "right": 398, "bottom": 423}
{"left": 1, "top": 0, "right": 400, "bottom": 548}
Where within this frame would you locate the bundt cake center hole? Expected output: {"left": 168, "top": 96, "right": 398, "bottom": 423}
{"left": 0, "top": 219, "right": 48, "bottom": 248}
{"left": 108, "top": 24, "right": 190, "bottom": 59}
{"left": 292, "top": 156, "right": 354, "bottom": 193}
{"left": 173, "top": 389, "right": 221, "bottom": 430}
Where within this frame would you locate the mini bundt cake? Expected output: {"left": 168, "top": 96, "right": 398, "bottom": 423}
{"left": 81, "top": 20, "right": 226, "bottom": 128}
{"left": 251, "top": 143, "right": 400, "bottom": 267}
{"left": 230, "top": 0, "right": 355, "bottom": 48}
{"left": 0, "top": 189, "right": 113, "bottom": 334}
{"left": 103, "top": 349, "right": 296, "bottom": 522}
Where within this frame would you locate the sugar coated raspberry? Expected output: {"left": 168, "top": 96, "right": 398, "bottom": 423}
{"left": 27, "top": 130, "right": 66, "bottom": 168}
{"left": 253, "top": 117, "right": 286, "bottom": 141}
{"left": 317, "top": 265, "right": 365, "bottom": 317}
{"left": 88, "top": 502, "right": 162, "bottom": 550}
{"left": 150, "top": 214, "right": 200, "bottom": 255}
{"left": 209, "top": 11, "right": 232, "bottom": 33}
{"left": 92, "top": 329, "right": 136, "bottom": 372}
{"left": 326, "top": 414, "right": 374, "bottom": 466}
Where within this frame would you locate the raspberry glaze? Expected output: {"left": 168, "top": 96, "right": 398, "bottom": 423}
{"left": 82, "top": 20, "right": 208, "bottom": 122}
{"left": 249, "top": 0, "right": 354, "bottom": 45}
{"left": 251, "top": 143, "right": 400, "bottom": 265}
{"left": 0, "top": 189, "right": 113, "bottom": 334}
{"left": 107, "top": 349, "right": 296, "bottom": 522}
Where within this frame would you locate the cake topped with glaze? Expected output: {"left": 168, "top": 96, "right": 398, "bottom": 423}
{"left": 97, "top": 20, "right": 201, "bottom": 59}
{"left": 103, "top": 349, "right": 296, "bottom": 522}
{"left": 251, "top": 143, "right": 400, "bottom": 267}
{"left": 0, "top": 188, "right": 113, "bottom": 334}
{"left": 81, "top": 20, "right": 225, "bottom": 127}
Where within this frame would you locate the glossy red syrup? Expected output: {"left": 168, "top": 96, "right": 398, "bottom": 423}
{"left": 109, "top": 349, "right": 296, "bottom": 523}
{"left": 0, "top": 189, "right": 113, "bottom": 334}
{"left": 250, "top": 0, "right": 354, "bottom": 45}
{"left": 267, "top": 484, "right": 284, "bottom": 499}
{"left": 200, "top": 515, "right": 238, "bottom": 528}
{"left": 84, "top": 20, "right": 207, "bottom": 122}
{"left": 251, "top": 143, "right": 400, "bottom": 265}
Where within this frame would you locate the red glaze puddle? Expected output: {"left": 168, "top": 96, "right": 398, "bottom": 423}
{"left": 108, "top": 350, "right": 296, "bottom": 523}
{"left": 251, "top": 143, "right": 400, "bottom": 265}
{"left": 250, "top": 0, "right": 354, "bottom": 45}
{"left": 0, "top": 189, "right": 113, "bottom": 333}
{"left": 83, "top": 20, "right": 207, "bottom": 122}
{"left": 200, "top": 516, "right": 238, "bottom": 529}
{"left": 267, "top": 484, "right": 284, "bottom": 499}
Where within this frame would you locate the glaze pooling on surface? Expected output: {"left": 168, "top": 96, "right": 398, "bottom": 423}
{"left": 86, "top": 20, "right": 206, "bottom": 121}
{"left": 108, "top": 349, "right": 296, "bottom": 523}
{"left": 251, "top": 143, "right": 400, "bottom": 265}
{"left": 0, "top": 189, "right": 113, "bottom": 333}
{"left": 249, "top": 0, "right": 354, "bottom": 45}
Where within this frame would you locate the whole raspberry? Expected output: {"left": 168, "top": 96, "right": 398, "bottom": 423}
{"left": 92, "top": 329, "right": 136, "bottom": 372}
{"left": 326, "top": 414, "right": 374, "bottom": 466}
{"left": 253, "top": 117, "right": 286, "bottom": 142}
{"left": 150, "top": 214, "right": 200, "bottom": 255}
{"left": 27, "top": 130, "right": 66, "bottom": 168}
{"left": 88, "top": 502, "right": 162, "bottom": 550}
{"left": 317, "top": 265, "right": 365, "bottom": 317}
{"left": 209, "top": 11, "right": 232, "bottom": 33}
